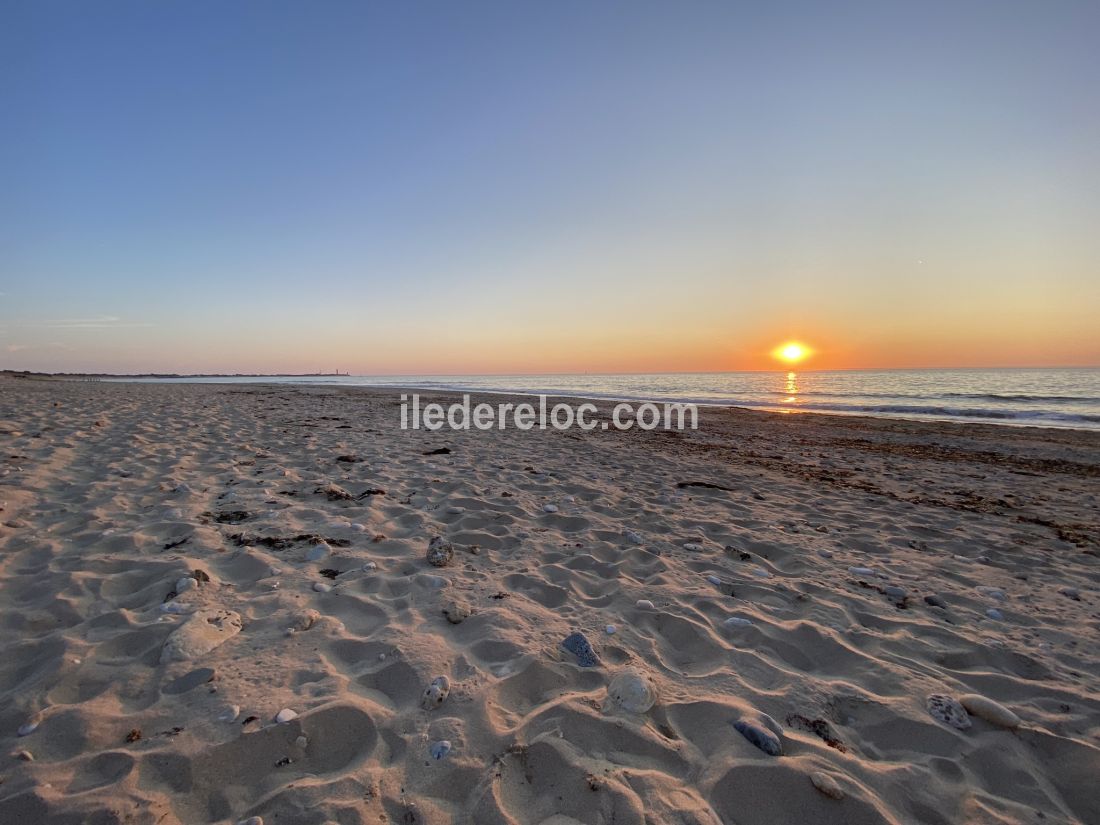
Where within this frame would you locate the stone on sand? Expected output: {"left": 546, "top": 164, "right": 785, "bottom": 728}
{"left": 732, "top": 718, "right": 783, "bottom": 756}
{"left": 427, "top": 536, "right": 454, "bottom": 568}
{"left": 960, "top": 694, "right": 1020, "bottom": 729}
{"left": 605, "top": 668, "right": 658, "bottom": 714}
{"left": 442, "top": 599, "right": 471, "bottom": 624}
{"left": 421, "top": 676, "right": 451, "bottom": 710}
{"left": 811, "top": 771, "right": 845, "bottom": 800}
{"left": 275, "top": 708, "right": 298, "bottom": 723}
{"left": 159, "top": 609, "right": 243, "bottom": 664}
{"left": 926, "top": 694, "right": 971, "bottom": 730}
{"left": 561, "top": 631, "right": 600, "bottom": 667}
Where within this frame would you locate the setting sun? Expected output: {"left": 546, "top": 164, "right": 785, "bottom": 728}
{"left": 774, "top": 342, "right": 811, "bottom": 364}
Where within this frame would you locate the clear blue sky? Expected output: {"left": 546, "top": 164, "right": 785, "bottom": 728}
{"left": 2, "top": 1, "right": 1098, "bottom": 372}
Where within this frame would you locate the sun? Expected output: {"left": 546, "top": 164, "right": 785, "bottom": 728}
{"left": 773, "top": 342, "right": 811, "bottom": 364}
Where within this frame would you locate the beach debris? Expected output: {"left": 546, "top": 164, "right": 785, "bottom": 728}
{"left": 315, "top": 483, "right": 356, "bottom": 501}
{"left": 960, "top": 694, "right": 1020, "bottom": 729}
{"left": 561, "top": 631, "right": 600, "bottom": 667}
{"left": 275, "top": 708, "right": 299, "bottom": 724}
{"left": 635, "top": 599, "right": 655, "bottom": 610}
{"left": 732, "top": 718, "right": 783, "bottom": 756}
{"left": 218, "top": 705, "right": 241, "bottom": 723}
{"left": 313, "top": 582, "right": 332, "bottom": 593}
{"left": 305, "top": 542, "right": 329, "bottom": 562}
{"left": 424, "top": 447, "right": 452, "bottom": 455}
{"left": 542, "top": 504, "right": 559, "bottom": 513}
{"left": 420, "top": 676, "right": 451, "bottom": 710}
{"left": 606, "top": 668, "right": 658, "bottom": 714}
{"left": 430, "top": 739, "right": 452, "bottom": 760}
{"left": 926, "top": 694, "right": 971, "bottom": 730}
{"left": 676, "top": 480, "right": 736, "bottom": 492}
{"left": 17, "top": 720, "right": 39, "bottom": 737}
{"left": 442, "top": 599, "right": 471, "bottom": 624}
{"left": 335, "top": 454, "right": 361, "bottom": 463}
{"left": 15, "top": 750, "right": 33, "bottom": 761}
{"left": 786, "top": 713, "right": 847, "bottom": 751}
{"left": 725, "top": 616, "right": 753, "bottom": 628}
{"left": 126, "top": 728, "right": 143, "bottom": 743}
{"left": 427, "top": 536, "right": 454, "bottom": 568}
{"left": 318, "top": 568, "right": 340, "bottom": 579}
{"left": 811, "top": 771, "right": 845, "bottom": 800}
{"left": 160, "top": 609, "right": 243, "bottom": 664}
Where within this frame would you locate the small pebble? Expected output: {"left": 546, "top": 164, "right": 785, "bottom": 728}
{"left": 175, "top": 576, "right": 196, "bottom": 593}
{"left": 810, "top": 771, "right": 844, "bottom": 800}
{"left": 430, "top": 740, "right": 452, "bottom": 760}
{"left": 724, "top": 616, "right": 753, "bottom": 628}
{"left": 883, "top": 585, "right": 907, "bottom": 600}
{"left": 542, "top": 504, "right": 559, "bottom": 513}
{"left": 684, "top": 542, "right": 703, "bottom": 551}
{"left": 313, "top": 582, "right": 332, "bottom": 593}
{"left": 635, "top": 599, "right": 655, "bottom": 610}
{"left": 926, "top": 694, "right": 971, "bottom": 730}
{"left": 294, "top": 735, "right": 308, "bottom": 748}
{"left": 706, "top": 575, "right": 722, "bottom": 586}
{"left": 16, "top": 750, "right": 33, "bottom": 761}
{"left": 924, "top": 594, "right": 948, "bottom": 609}
{"left": 420, "top": 676, "right": 451, "bottom": 710}
{"left": 732, "top": 718, "right": 783, "bottom": 756}
{"left": 218, "top": 704, "right": 241, "bottom": 722}
{"left": 446, "top": 506, "right": 463, "bottom": 515}
{"left": 624, "top": 531, "right": 644, "bottom": 545}
{"left": 976, "top": 586, "right": 1007, "bottom": 601}
{"left": 985, "top": 608, "right": 1004, "bottom": 621}
{"left": 362, "top": 562, "right": 377, "bottom": 571}
{"left": 960, "top": 694, "right": 1020, "bottom": 729}
{"left": 1058, "top": 587, "right": 1080, "bottom": 600}
{"left": 817, "top": 549, "right": 834, "bottom": 559}
{"left": 561, "top": 631, "right": 600, "bottom": 667}
{"left": 275, "top": 708, "right": 299, "bottom": 724}
{"left": 605, "top": 624, "right": 616, "bottom": 634}
{"left": 848, "top": 566, "right": 875, "bottom": 577}
{"left": 236, "top": 818, "right": 263, "bottom": 825}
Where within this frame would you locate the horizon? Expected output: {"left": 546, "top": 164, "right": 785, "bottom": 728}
{"left": 3, "top": 2, "right": 1100, "bottom": 373}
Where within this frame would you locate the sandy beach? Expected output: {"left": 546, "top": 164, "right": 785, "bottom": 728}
{"left": 1, "top": 375, "right": 1098, "bottom": 825}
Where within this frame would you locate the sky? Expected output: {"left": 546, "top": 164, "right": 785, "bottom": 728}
{"left": 2, "top": 0, "right": 1098, "bottom": 374}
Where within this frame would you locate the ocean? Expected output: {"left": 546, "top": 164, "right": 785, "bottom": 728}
{"left": 122, "top": 368, "right": 1100, "bottom": 431}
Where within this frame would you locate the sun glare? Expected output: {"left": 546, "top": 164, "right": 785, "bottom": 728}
{"left": 774, "top": 342, "right": 810, "bottom": 364}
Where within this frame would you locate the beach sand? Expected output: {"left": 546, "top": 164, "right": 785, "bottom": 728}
{"left": 1, "top": 375, "right": 1098, "bottom": 824}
